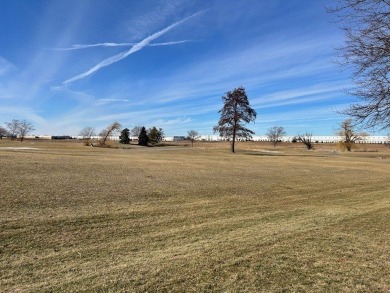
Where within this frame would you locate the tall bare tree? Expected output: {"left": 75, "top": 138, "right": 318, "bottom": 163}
{"left": 18, "top": 120, "right": 35, "bottom": 142}
{"left": 213, "top": 86, "right": 257, "bottom": 153}
{"left": 337, "top": 119, "right": 368, "bottom": 151}
{"left": 99, "top": 122, "right": 121, "bottom": 145}
{"left": 328, "top": 0, "right": 390, "bottom": 129}
{"left": 266, "top": 126, "right": 286, "bottom": 147}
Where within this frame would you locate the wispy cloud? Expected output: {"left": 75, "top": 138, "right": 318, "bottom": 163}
{"left": 0, "top": 56, "right": 16, "bottom": 76}
{"left": 152, "top": 117, "right": 193, "bottom": 126}
{"left": 51, "top": 40, "right": 194, "bottom": 50}
{"left": 95, "top": 98, "right": 131, "bottom": 105}
{"left": 63, "top": 11, "right": 203, "bottom": 85}
{"left": 52, "top": 43, "right": 136, "bottom": 50}
{"left": 0, "top": 106, "right": 47, "bottom": 126}
{"left": 251, "top": 82, "right": 349, "bottom": 108}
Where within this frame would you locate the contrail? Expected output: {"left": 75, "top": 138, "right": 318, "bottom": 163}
{"left": 52, "top": 40, "right": 193, "bottom": 51}
{"left": 149, "top": 40, "right": 194, "bottom": 46}
{"left": 63, "top": 12, "right": 203, "bottom": 85}
{"left": 53, "top": 43, "right": 136, "bottom": 50}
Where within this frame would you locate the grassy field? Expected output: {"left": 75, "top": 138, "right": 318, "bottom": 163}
{"left": 1, "top": 139, "right": 389, "bottom": 292}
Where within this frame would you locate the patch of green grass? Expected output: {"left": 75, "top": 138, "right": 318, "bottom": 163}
{"left": 1, "top": 140, "right": 389, "bottom": 291}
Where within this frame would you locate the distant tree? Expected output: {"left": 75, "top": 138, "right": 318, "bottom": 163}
{"left": 5, "top": 119, "right": 20, "bottom": 140}
{"left": 99, "top": 121, "right": 121, "bottom": 145}
{"left": 328, "top": 0, "right": 390, "bottom": 129}
{"left": 119, "top": 128, "right": 130, "bottom": 144}
{"left": 5, "top": 119, "right": 35, "bottom": 142}
{"left": 266, "top": 126, "right": 286, "bottom": 147}
{"left": 0, "top": 126, "right": 8, "bottom": 139}
{"left": 131, "top": 126, "right": 142, "bottom": 137}
{"left": 18, "top": 120, "right": 35, "bottom": 142}
{"left": 79, "top": 127, "right": 95, "bottom": 144}
{"left": 213, "top": 86, "right": 257, "bottom": 153}
{"left": 148, "top": 126, "right": 164, "bottom": 144}
{"left": 297, "top": 133, "right": 314, "bottom": 150}
{"left": 138, "top": 127, "right": 149, "bottom": 146}
{"left": 336, "top": 119, "right": 367, "bottom": 151}
{"left": 187, "top": 130, "right": 200, "bottom": 147}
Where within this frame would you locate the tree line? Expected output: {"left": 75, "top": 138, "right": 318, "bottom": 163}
{"left": 78, "top": 123, "right": 202, "bottom": 147}
{"left": 0, "top": 119, "right": 35, "bottom": 142}
{"left": 79, "top": 123, "right": 165, "bottom": 147}
{"left": 1, "top": 111, "right": 384, "bottom": 152}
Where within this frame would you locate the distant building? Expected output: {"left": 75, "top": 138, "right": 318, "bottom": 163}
{"left": 173, "top": 136, "right": 186, "bottom": 141}
{"left": 197, "top": 135, "right": 389, "bottom": 143}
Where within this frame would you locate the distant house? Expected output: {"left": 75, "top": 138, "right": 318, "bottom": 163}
{"left": 173, "top": 136, "right": 186, "bottom": 141}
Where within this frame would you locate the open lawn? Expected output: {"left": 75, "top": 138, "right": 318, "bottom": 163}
{"left": 1, "top": 140, "right": 389, "bottom": 292}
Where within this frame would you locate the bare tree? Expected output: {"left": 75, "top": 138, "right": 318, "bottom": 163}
{"left": 297, "top": 133, "right": 314, "bottom": 150}
{"left": 5, "top": 119, "right": 20, "bottom": 140}
{"left": 187, "top": 130, "right": 200, "bottom": 147}
{"left": 213, "top": 86, "right": 257, "bottom": 153}
{"left": 99, "top": 122, "right": 121, "bottom": 145}
{"left": 18, "top": 120, "right": 35, "bottom": 142}
{"left": 0, "top": 126, "right": 8, "bottom": 139}
{"left": 328, "top": 0, "right": 390, "bottom": 129}
{"left": 5, "top": 119, "right": 35, "bottom": 142}
{"left": 131, "top": 126, "right": 142, "bottom": 138}
{"left": 337, "top": 119, "right": 368, "bottom": 151}
{"left": 79, "top": 127, "right": 95, "bottom": 145}
{"left": 266, "top": 126, "right": 286, "bottom": 147}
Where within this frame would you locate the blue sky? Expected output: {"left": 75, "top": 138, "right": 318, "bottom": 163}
{"left": 0, "top": 0, "right": 372, "bottom": 136}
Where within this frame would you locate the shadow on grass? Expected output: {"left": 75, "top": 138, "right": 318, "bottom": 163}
{"left": 242, "top": 151, "right": 332, "bottom": 158}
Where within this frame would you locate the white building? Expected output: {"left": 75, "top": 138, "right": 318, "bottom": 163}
{"left": 196, "top": 135, "right": 389, "bottom": 144}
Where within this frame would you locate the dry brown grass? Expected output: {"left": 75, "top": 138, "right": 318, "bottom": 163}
{"left": 1, "top": 139, "right": 389, "bottom": 292}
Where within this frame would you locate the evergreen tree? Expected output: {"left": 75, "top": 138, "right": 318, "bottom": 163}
{"left": 119, "top": 128, "right": 130, "bottom": 144}
{"left": 213, "top": 86, "right": 257, "bottom": 152}
{"left": 138, "top": 127, "right": 149, "bottom": 146}
{"left": 148, "top": 126, "right": 164, "bottom": 144}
